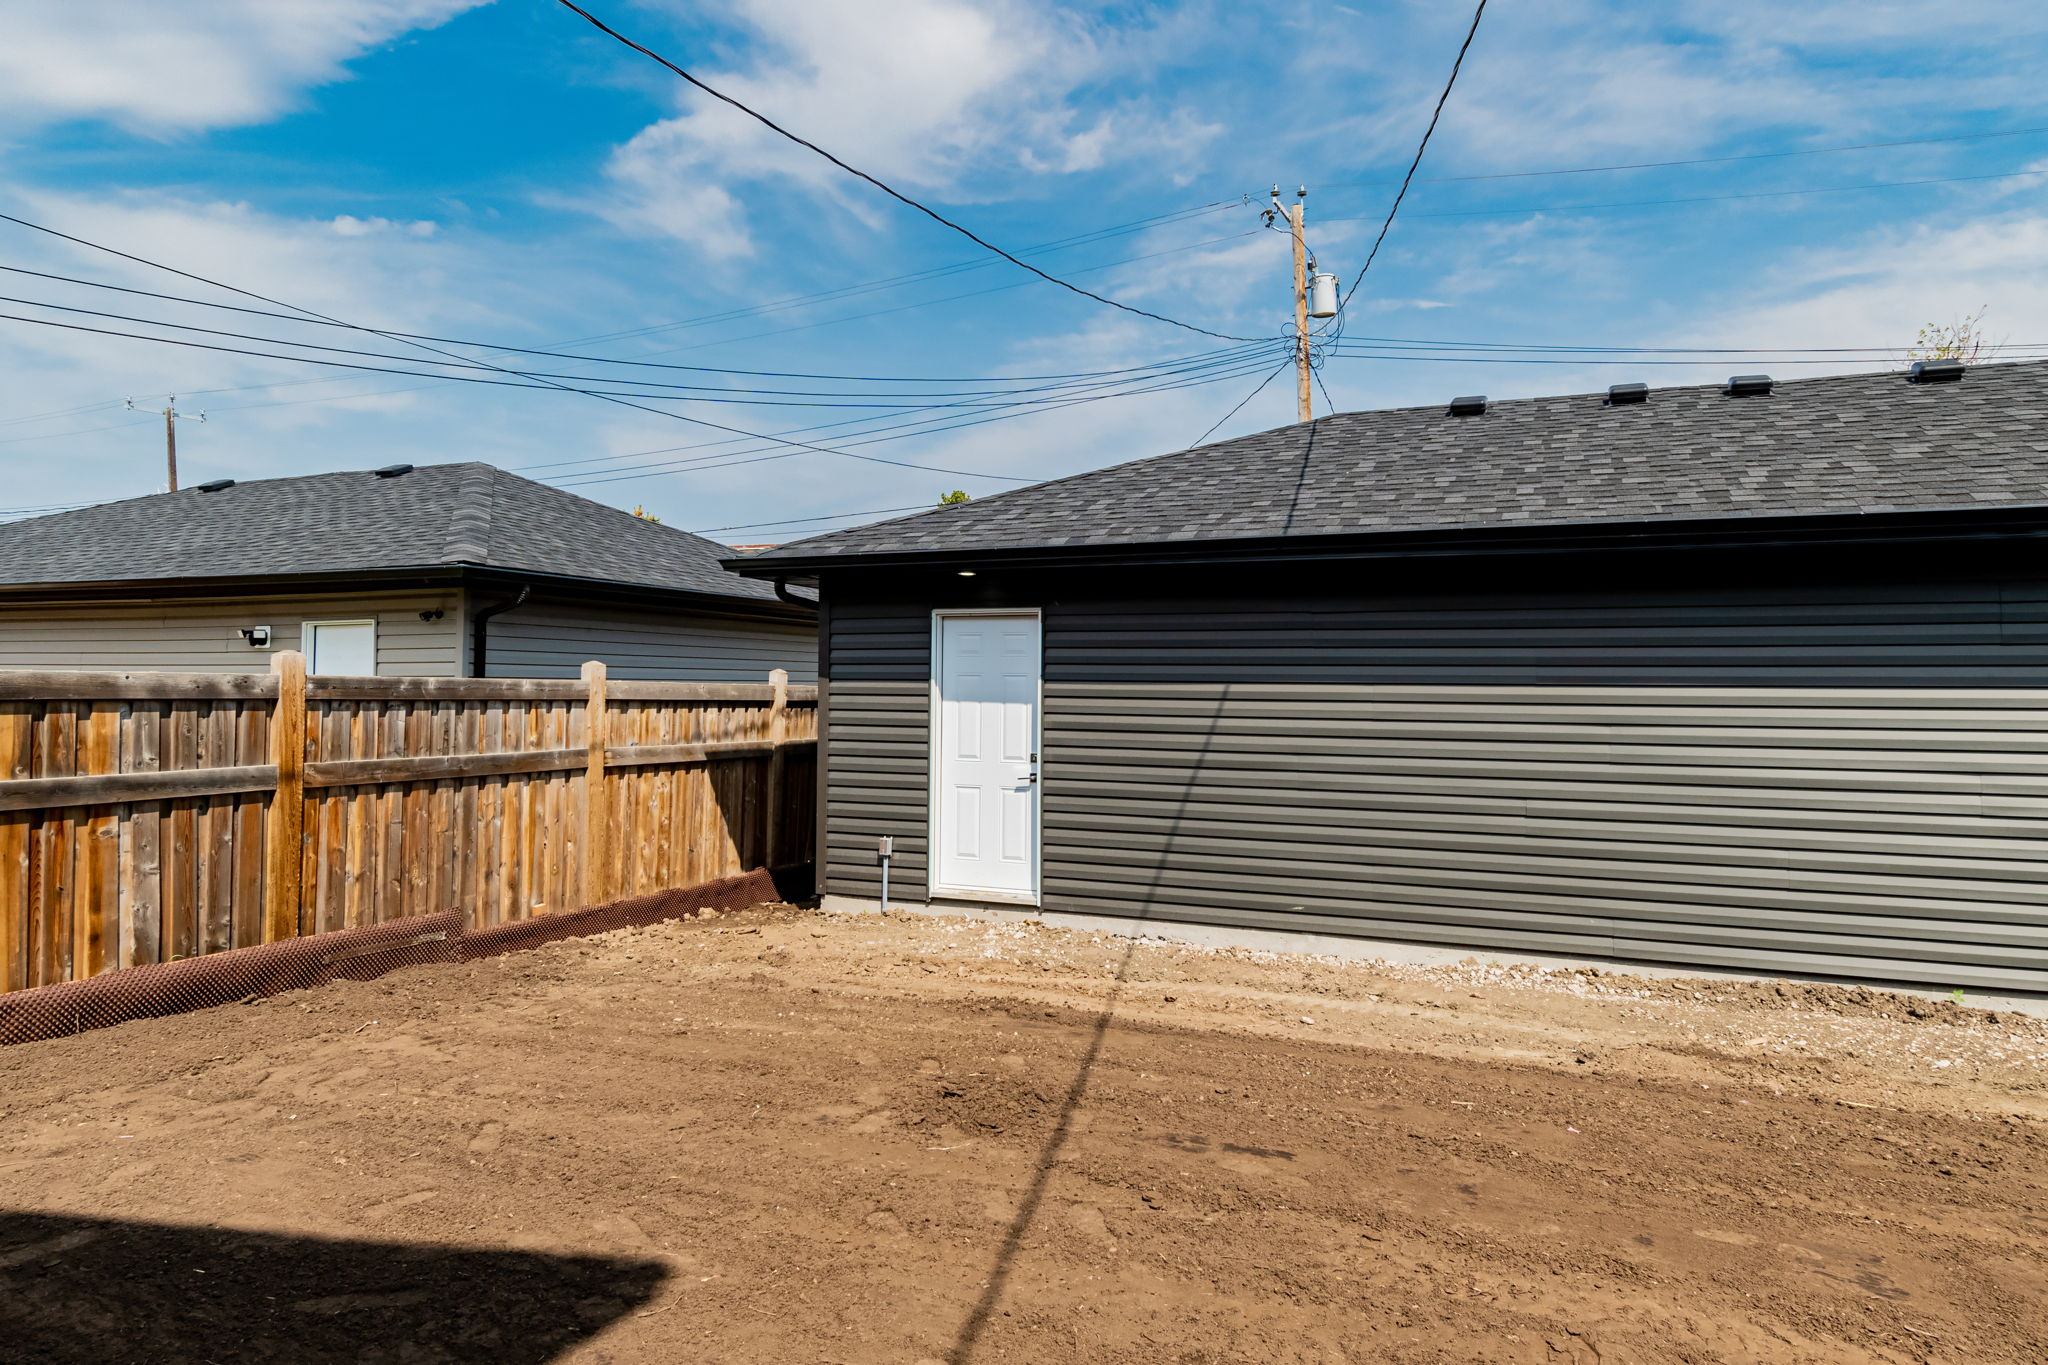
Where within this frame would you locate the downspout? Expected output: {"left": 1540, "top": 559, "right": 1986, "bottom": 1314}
{"left": 468, "top": 583, "right": 530, "bottom": 678}
{"left": 773, "top": 577, "right": 814, "bottom": 608}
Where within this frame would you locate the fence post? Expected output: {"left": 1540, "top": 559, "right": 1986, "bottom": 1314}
{"left": 264, "top": 650, "right": 307, "bottom": 942}
{"left": 764, "top": 668, "right": 789, "bottom": 871}
{"left": 580, "top": 660, "right": 609, "bottom": 906}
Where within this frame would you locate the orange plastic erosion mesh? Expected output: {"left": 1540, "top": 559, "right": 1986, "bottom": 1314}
{"left": 459, "top": 868, "right": 780, "bottom": 960}
{"left": 0, "top": 869, "right": 786, "bottom": 1047}
{"left": 0, "top": 912, "right": 466, "bottom": 1049}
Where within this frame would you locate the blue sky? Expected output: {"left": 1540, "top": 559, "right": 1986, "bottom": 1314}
{"left": 3, "top": 0, "right": 2047, "bottom": 542}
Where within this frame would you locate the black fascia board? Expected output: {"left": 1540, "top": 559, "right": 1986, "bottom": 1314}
{"left": 725, "top": 501, "right": 2048, "bottom": 578}
{"left": 0, "top": 562, "right": 815, "bottom": 621}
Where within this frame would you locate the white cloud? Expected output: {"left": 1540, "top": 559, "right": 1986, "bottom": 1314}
{"left": 0, "top": 0, "right": 485, "bottom": 135}
{"left": 593, "top": 0, "right": 1218, "bottom": 256}
{"left": 0, "top": 189, "right": 517, "bottom": 507}
{"left": 330, "top": 215, "right": 438, "bottom": 238}
{"left": 1663, "top": 212, "right": 2048, "bottom": 368}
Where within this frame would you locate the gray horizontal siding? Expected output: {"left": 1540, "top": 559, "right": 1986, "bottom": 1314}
{"left": 1042, "top": 683, "right": 2048, "bottom": 992}
{"left": 0, "top": 593, "right": 462, "bottom": 676}
{"left": 823, "top": 602, "right": 929, "bottom": 901}
{"left": 819, "top": 572, "right": 2048, "bottom": 991}
{"left": 1042, "top": 580, "right": 2048, "bottom": 686}
{"left": 483, "top": 600, "right": 815, "bottom": 682}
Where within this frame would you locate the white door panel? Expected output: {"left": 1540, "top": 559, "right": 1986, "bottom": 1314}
{"left": 932, "top": 611, "right": 1040, "bottom": 902}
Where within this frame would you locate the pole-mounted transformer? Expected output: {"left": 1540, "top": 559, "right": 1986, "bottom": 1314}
{"left": 1308, "top": 272, "right": 1340, "bottom": 319}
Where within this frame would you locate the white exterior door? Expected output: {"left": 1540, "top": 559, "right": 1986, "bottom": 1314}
{"left": 304, "top": 619, "right": 377, "bottom": 675}
{"left": 931, "top": 610, "right": 1040, "bottom": 903}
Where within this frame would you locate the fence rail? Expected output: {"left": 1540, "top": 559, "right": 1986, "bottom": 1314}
{"left": 0, "top": 655, "right": 817, "bottom": 992}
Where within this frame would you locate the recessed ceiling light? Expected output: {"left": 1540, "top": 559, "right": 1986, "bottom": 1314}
{"left": 956, "top": 570, "right": 977, "bottom": 577}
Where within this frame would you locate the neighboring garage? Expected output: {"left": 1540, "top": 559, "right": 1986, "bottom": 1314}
{"left": 731, "top": 359, "right": 2048, "bottom": 994}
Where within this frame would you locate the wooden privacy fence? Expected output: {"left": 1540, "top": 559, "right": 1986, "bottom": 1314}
{"left": 0, "top": 655, "right": 817, "bottom": 992}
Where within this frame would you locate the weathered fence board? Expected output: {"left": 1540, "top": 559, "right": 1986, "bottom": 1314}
{"left": 0, "top": 656, "right": 816, "bottom": 992}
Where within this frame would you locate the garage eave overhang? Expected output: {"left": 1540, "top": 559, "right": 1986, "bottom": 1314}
{"left": 723, "top": 502, "right": 2048, "bottom": 578}
{"left": 0, "top": 562, "right": 815, "bottom": 621}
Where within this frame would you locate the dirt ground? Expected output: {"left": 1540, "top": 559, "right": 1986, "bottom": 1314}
{"left": 2, "top": 905, "right": 2046, "bottom": 1365}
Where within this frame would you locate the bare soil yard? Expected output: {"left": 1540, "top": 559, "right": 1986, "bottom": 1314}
{"left": 2, "top": 904, "right": 2046, "bottom": 1365}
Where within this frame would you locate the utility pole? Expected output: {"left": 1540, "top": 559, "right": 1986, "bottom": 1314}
{"left": 126, "top": 395, "right": 204, "bottom": 491}
{"left": 1268, "top": 186, "right": 1340, "bottom": 424}
{"left": 1287, "top": 187, "right": 1311, "bottom": 423}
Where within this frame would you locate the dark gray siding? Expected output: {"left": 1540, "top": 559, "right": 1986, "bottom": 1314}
{"left": 481, "top": 599, "right": 815, "bottom": 681}
{"left": 823, "top": 602, "right": 930, "bottom": 903}
{"left": 820, "top": 559, "right": 2048, "bottom": 991}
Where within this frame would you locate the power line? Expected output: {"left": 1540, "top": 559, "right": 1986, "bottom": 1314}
{"left": 694, "top": 503, "right": 934, "bottom": 535}
{"left": 1339, "top": 0, "right": 1487, "bottom": 312}
{"left": 0, "top": 211, "right": 1049, "bottom": 484}
{"left": 0, "top": 288, "right": 1280, "bottom": 408}
{"left": 0, "top": 245, "right": 1269, "bottom": 390}
{"left": 551, "top": 0, "right": 1269, "bottom": 343}
{"left": 1332, "top": 334, "right": 2048, "bottom": 355}
{"left": 1322, "top": 167, "right": 2048, "bottom": 225}
{"left": 526, "top": 346, "right": 1284, "bottom": 479}
{"left": 1320, "top": 122, "right": 2048, "bottom": 190}
{"left": 515, "top": 198, "right": 1246, "bottom": 351}
{"left": 0, "top": 415, "right": 155, "bottom": 447}
{"left": 0, "top": 304, "right": 1043, "bottom": 482}
{"left": 0, "top": 301, "right": 1287, "bottom": 489}
{"left": 1325, "top": 347, "right": 2048, "bottom": 366}
{"left": 552, "top": 350, "right": 1293, "bottom": 489}
{"left": 1183, "top": 357, "right": 1293, "bottom": 448}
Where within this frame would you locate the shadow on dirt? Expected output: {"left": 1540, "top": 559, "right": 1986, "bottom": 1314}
{"left": 946, "top": 689, "right": 1233, "bottom": 1364}
{"left": 0, "top": 1210, "right": 667, "bottom": 1364}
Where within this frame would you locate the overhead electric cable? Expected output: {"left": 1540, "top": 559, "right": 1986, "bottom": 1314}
{"left": 552, "top": 351, "right": 1292, "bottom": 488}
{"left": 551, "top": 0, "right": 1269, "bottom": 343}
{"left": 1322, "top": 348, "right": 2048, "bottom": 366}
{"left": 1340, "top": 0, "right": 1487, "bottom": 312}
{"left": 0, "top": 250, "right": 1269, "bottom": 389}
{"left": 1330, "top": 333, "right": 2048, "bottom": 355}
{"left": 1321, "top": 167, "right": 2048, "bottom": 224}
{"left": 1182, "top": 357, "right": 1294, "bottom": 449}
{"left": 553, "top": 351, "right": 1292, "bottom": 488}
{"left": 694, "top": 503, "right": 934, "bottom": 534}
{"left": 0, "top": 288, "right": 1278, "bottom": 407}
{"left": 1320, "top": 122, "right": 2048, "bottom": 190}
{"left": 0, "top": 305, "right": 1038, "bottom": 481}
{"left": 0, "top": 210, "right": 1043, "bottom": 484}
{"left": 520, "top": 345, "right": 1286, "bottom": 478}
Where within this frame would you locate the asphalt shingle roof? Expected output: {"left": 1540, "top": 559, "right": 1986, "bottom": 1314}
{"left": 740, "top": 360, "right": 2048, "bottom": 564}
{"left": 0, "top": 462, "right": 780, "bottom": 602}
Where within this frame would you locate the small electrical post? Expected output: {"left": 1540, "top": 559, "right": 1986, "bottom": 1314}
{"left": 876, "top": 836, "right": 894, "bottom": 914}
{"left": 126, "top": 395, "right": 205, "bottom": 492}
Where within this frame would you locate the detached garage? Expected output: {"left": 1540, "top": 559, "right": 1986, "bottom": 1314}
{"left": 732, "top": 359, "right": 2048, "bottom": 994}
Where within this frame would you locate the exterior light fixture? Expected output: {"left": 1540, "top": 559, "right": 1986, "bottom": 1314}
{"left": 957, "top": 570, "right": 977, "bottom": 577}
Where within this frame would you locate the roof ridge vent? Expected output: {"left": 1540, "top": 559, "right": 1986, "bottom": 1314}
{"left": 194, "top": 478, "right": 235, "bottom": 493}
{"left": 374, "top": 463, "right": 416, "bottom": 478}
{"left": 1725, "top": 374, "right": 1773, "bottom": 397}
{"left": 1908, "top": 359, "right": 1966, "bottom": 384}
{"left": 1606, "top": 382, "right": 1648, "bottom": 406}
{"left": 1447, "top": 394, "right": 1487, "bottom": 417}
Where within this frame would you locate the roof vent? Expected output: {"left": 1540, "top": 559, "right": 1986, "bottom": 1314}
{"left": 1908, "top": 359, "right": 1966, "bottom": 384}
{"left": 1606, "top": 382, "right": 1648, "bottom": 406}
{"left": 194, "top": 478, "right": 236, "bottom": 493}
{"left": 1725, "top": 374, "right": 1773, "bottom": 397}
{"left": 373, "top": 463, "right": 415, "bottom": 478}
{"left": 1447, "top": 394, "right": 1488, "bottom": 417}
